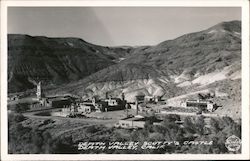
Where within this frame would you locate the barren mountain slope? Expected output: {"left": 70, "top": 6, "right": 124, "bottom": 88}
{"left": 8, "top": 21, "right": 241, "bottom": 118}
{"left": 8, "top": 34, "right": 137, "bottom": 93}
{"left": 50, "top": 21, "right": 241, "bottom": 105}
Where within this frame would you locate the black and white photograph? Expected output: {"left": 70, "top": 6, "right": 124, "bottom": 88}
{"left": 1, "top": 0, "right": 250, "bottom": 160}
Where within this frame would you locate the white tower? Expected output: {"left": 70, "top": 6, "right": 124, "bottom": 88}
{"left": 36, "top": 81, "right": 42, "bottom": 100}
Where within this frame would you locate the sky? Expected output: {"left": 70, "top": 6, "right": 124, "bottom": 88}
{"left": 8, "top": 7, "right": 241, "bottom": 46}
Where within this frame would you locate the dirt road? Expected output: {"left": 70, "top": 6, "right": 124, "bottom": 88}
{"left": 156, "top": 111, "right": 228, "bottom": 118}
{"left": 22, "top": 111, "right": 117, "bottom": 126}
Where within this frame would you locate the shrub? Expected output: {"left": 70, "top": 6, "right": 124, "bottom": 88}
{"left": 85, "top": 125, "right": 99, "bottom": 134}
{"left": 14, "top": 103, "right": 30, "bottom": 113}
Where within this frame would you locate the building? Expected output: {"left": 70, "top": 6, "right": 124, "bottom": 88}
{"left": 27, "top": 98, "right": 50, "bottom": 109}
{"left": 144, "top": 95, "right": 161, "bottom": 103}
{"left": 102, "top": 97, "right": 126, "bottom": 111}
{"left": 154, "top": 96, "right": 162, "bottom": 102}
{"left": 61, "top": 104, "right": 79, "bottom": 116}
{"left": 79, "top": 103, "right": 95, "bottom": 113}
{"left": 115, "top": 115, "right": 162, "bottom": 129}
{"left": 181, "top": 99, "right": 216, "bottom": 112}
{"left": 28, "top": 97, "right": 72, "bottom": 110}
{"left": 28, "top": 99, "right": 46, "bottom": 109}
{"left": 115, "top": 115, "right": 146, "bottom": 129}
{"left": 61, "top": 103, "right": 92, "bottom": 115}
{"left": 131, "top": 103, "right": 147, "bottom": 111}
{"left": 79, "top": 97, "right": 125, "bottom": 113}
{"left": 105, "top": 97, "right": 122, "bottom": 106}
{"left": 36, "top": 81, "right": 44, "bottom": 100}
{"left": 49, "top": 97, "right": 72, "bottom": 108}
{"left": 93, "top": 101, "right": 108, "bottom": 112}
{"left": 144, "top": 96, "right": 154, "bottom": 102}
{"left": 135, "top": 95, "right": 145, "bottom": 103}
{"left": 8, "top": 95, "right": 19, "bottom": 101}
{"left": 61, "top": 107, "right": 71, "bottom": 114}
{"left": 61, "top": 100, "right": 97, "bottom": 116}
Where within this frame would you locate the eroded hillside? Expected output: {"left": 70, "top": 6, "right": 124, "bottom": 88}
{"left": 8, "top": 21, "right": 242, "bottom": 118}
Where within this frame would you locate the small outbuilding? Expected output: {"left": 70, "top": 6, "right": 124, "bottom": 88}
{"left": 181, "top": 99, "right": 216, "bottom": 112}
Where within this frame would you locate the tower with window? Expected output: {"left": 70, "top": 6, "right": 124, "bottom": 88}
{"left": 36, "top": 81, "right": 42, "bottom": 100}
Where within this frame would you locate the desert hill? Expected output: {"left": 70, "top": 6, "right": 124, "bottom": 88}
{"left": 8, "top": 21, "right": 241, "bottom": 118}
{"left": 8, "top": 34, "right": 136, "bottom": 92}
{"left": 49, "top": 21, "right": 241, "bottom": 102}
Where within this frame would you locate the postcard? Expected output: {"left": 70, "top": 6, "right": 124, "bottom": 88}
{"left": 1, "top": 0, "right": 249, "bottom": 160}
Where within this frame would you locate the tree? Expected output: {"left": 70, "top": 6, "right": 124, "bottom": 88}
{"left": 149, "top": 132, "right": 164, "bottom": 141}
{"left": 8, "top": 113, "right": 26, "bottom": 127}
{"left": 195, "top": 116, "right": 205, "bottom": 135}
{"left": 163, "top": 114, "right": 180, "bottom": 123}
{"left": 13, "top": 103, "right": 30, "bottom": 113}
{"left": 183, "top": 117, "right": 196, "bottom": 134}
{"left": 51, "top": 136, "right": 77, "bottom": 154}
{"left": 210, "top": 118, "right": 221, "bottom": 134}
{"left": 85, "top": 125, "right": 99, "bottom": 133}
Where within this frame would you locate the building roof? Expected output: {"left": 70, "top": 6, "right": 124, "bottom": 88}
{"left": 49, "top": 97, "right": 70, "bottom": 102}
{"left": 80, "top": 103, "right": 94, "bottom": 107}
{"left": 105, "top": 98, "right": 121, "bottom": 101}
{"left": 27, "top": 102, "right": 39, "bottom": 105}
{"left": 82, "top": 100, "right": 92, "bottom": 103}
{"left": 145, "top": 95, "right": 154, "bottom": 98}
{"left": 120, "top": 115, "right": 162, "bottom": 123}
{"left": 121, "top": 117, "right": 145, "bottom": 121}
{"left": 96, "top": 101, "right": 108, "bottom": 105}
{"left": 81, "top": 102, "right": 93, "bottom": 105}
{"left": 136, "top": 95, "right": 145, "bottom": 98}
{"left": 135, "top": 115, "right": 145, "bottom": 118}
{"left": 186, "top": 99, "right": 213, "bottom": 104}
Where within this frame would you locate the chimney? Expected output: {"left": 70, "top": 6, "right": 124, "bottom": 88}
{"left": 121, "top": 92, "right": 125, "bottom": 101}
{"left": 135, "top": 100, "right": 138, "bottom": 115}
{"left": 125, "top": 103, "right": 129, "bottom": 117}
{"left": 105, "top": 92, "right": 108, "bottom": 99}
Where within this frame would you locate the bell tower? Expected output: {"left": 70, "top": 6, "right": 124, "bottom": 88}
{"left": 36, "top": 81, "right": 42, "bottom": 100}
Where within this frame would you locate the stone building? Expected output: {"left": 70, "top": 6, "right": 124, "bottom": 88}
{"left": 181, "top": 99, "right": 216, "bottom": 112}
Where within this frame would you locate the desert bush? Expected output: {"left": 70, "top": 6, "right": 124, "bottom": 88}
{"left": 8, "top": 113, "right": 26, "bottom": 127}
{"left": 10, "top": 103, "right": 30, "bottom": 113}
{"left": 85, "top": 125, "right": 100, "bottom": 134}
{"left": 162, "top": 114, "right": 181, "bottom": 122}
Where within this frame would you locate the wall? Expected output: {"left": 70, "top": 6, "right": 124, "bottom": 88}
{"left": 118, "top": 120, "right": 145, "bottom": 129}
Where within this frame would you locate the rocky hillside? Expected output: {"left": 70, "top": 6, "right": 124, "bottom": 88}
{"left": 8, "top": 34, "right": 136, "bottom": 93}
{"left": 8, "top": 20, "right": 241, "bottom": 118}
{"left": 49, "top": 21, "right": 241, "bottom": 104}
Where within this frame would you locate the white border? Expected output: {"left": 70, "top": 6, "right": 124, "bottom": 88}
{"left": 1, "top": 0, "right": 249, "bottom": 160}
